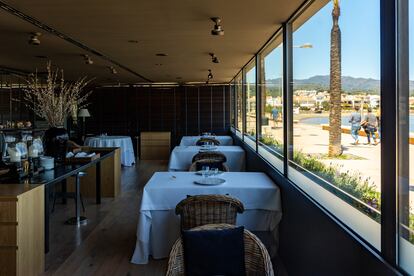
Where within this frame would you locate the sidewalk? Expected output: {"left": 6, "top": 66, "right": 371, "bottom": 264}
{"left": 266, "top": 123, "right": 414, "bottom": 208}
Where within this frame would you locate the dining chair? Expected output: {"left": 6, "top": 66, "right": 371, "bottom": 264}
{"left": 195, "top": 137, "right": 220, "bottom": 146}
{"left": 166, "top": 223, "right": 274, "bottom": 276}
{"left": 175, "top": 194, "right": 244, "bottom": 231}
{"left": 188, "top": 159, "right": 229, "bottom": 172}
{"left": 191, "top": 151, "right": 226, "bottom": 163}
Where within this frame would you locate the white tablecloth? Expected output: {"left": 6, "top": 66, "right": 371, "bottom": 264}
{"left": 84, "top": 136, "right": 135, "bottom": 166}
{"left": 131, "top": 172, "right": 282, "bottom": 264}
{"left": 179, "top": 136, "right": 233, "bottom": 146}
{"left": 168, "top": 146, "right": 245, "bottom": 171}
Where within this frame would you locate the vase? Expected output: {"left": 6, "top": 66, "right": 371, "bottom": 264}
{"left": 43, "top": 127, "right": 69, "bottom": 162}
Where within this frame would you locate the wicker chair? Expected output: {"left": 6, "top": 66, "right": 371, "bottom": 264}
{"left": 196, "top": 137, "right": 221, "bottom": 146}
{"left": 175, "top": 194, "right": 244, "bottom": 231}
{"left": 166, "top": 224, "right": 274, "bottom": 276}
{"left": 192, "top": 151, "right": 227, "bottom": 163}
{"left": 188, "top": 159, "right": 230, "bottom": 172}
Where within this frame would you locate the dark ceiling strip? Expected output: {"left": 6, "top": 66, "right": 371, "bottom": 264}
{"left": 0, "top": 1, "right": 153, "bottom": 82}
{"left": 0, "top": 66, "right": 31, "bottom": 76}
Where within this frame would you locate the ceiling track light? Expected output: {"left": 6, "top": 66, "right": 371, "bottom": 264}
{"left": 83, "top": 54, "right": 94, "bottom": 64}
{"left": 29, "top": 32, "right": 41, "bottom": 45}
{"left": 209, "top": 53, "right": 220, "bottom": 63}
{"left": 208, "top": 69, "right": 213, "bottom": 79}
{"left": 210, "top": 17, "right": 224, "bottom": 36}
{"left": 108, "top": 66, "right": 118, "bottom": 74}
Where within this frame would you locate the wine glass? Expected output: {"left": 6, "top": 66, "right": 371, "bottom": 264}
{"left": 201, "top": 166, "right": 209, "bottom": 178}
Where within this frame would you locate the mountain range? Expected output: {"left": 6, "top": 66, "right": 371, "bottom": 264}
{"left": 266, "top": 75, "right": 414, "bottom": 94}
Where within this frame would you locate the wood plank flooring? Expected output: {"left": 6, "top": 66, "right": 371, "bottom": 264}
{"left": 45, "top": 161, "right": 168, "bottom": 276}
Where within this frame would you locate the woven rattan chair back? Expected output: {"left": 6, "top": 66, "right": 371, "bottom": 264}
{"left": 166, "top": 223, "right": 274, "bottom": 276}
{"left": 195, "top": 137, "right": 221, "bottom": 146}
{"left": 192, "top": 151, "right": 226, "bottom": 163}
{"left": 175, "top": 194, "right": 244, "bottom": 231}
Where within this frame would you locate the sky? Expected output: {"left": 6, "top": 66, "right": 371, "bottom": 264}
{"left": 247, "top": 0, "right": 414, "bottom": 82}
{"left": 257, "top": 0, "right": 413, "bottom": 82}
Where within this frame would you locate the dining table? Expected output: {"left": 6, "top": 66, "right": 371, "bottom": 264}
{"left": 168, "top": 145, "right": 246, "bottom": 171}
{"left": 131, "top": 171, "right": 282, "bottom": 264}
{"left": 85, "top": 135, "right": 135, "bottom": 166}
{"left": 179, "top": 135, "right": 233, "bottom": 146}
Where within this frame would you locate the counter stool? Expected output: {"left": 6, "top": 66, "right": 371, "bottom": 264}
{"left": 64, "top": 171, "right": 88, "bottom": 226}
{"left": 52, "top": 180, "right": 86, "bottom": 213}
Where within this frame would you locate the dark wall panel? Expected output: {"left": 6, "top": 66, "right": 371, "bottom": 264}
{"left": 212, "top": 86, "right": 227, "bottom": 134}
{"left": 199, "top": 86, "right": 212, "bottom": 133}
{"left": 0, "top": 88, "right": 32, "bottom": 123}
{"left": 85, "top": 85, "right": 230, "bottom": 148}
{"left": 183, "top": 86, "right": 199, "bottom": 136}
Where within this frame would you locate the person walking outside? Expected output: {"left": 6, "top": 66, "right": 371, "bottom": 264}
{"left": 362, "top": 107, "right": 378, "bottom": 145}
{"left": 272, "top": 107, "right": 279, "bottom": 127}
{"left": 376, "top": 106, "right": 381, "bottom": 140}
{"left": 349, "top": 106, "right": 361, "bottom": 145}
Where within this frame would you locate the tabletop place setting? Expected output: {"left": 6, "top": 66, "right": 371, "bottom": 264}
{"left": 194, "top": 166, "right": 226, "bottom": 185}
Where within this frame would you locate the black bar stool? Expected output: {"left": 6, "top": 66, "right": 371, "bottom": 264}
{"left": 65, "top": 171, "right": 88, "bottom": 226}
{"left": 52, "top": 181, "right": 86, "bottom": 213}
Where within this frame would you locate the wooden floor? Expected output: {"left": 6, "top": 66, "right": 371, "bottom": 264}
{"left": 45, "top": 160, "right": 169, "bottom": 276}
{"left": 45, "top": 160, "right": 287, "bottom": 276}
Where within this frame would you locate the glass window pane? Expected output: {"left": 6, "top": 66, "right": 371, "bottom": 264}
{"left": 399, "top": 1, "right": 414, "bottom": 273}
{"left": 245, "top": 62, "right": 256, "bottom": 140}
{"left": 289, "top": 0, "right": 381, "bottom": 249}
{"left": 236, "top": 74, "right": 243, "bottom": 132}
{"left": 258, "top": 38, "right": 284, "bottom": 171}
{"left": 230, "top": 82, "right": 235, "bottom": 128}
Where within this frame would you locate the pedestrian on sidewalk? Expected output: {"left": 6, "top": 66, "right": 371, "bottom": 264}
{"left": 272, "top": 107, "right": 279, "bottom": 127}
{"left": 349, "top": 106, "right": 361, "bottom": 145}
{"left": 376, "top": 106, "right": 381, "bottom": 140}
{"left": 362, "top": 107, "right": 378, "bottom": 145}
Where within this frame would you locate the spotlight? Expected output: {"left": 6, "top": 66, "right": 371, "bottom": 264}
{"left": 208, "top": 69, "right": 213, "bottom": 79}
{"left": 83, "top": 54, "right": 94, "bottom": 65}
{"left": 209, "top": 53, "right": 220, "bottom": 63}
{"left": 108, "top": 66, "right": 117, "bottom": 74}
{"left": 29, "top": 32, "right": 41, "bottom": 45}
{"left": 210, "top": 17, "right": 224, "bottom": 36}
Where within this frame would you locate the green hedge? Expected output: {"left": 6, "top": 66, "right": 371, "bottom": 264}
{"left": 259, "top": 135, "right": 414, "bottom": 237}
{"left": 260, "top": 135, "right": 414, "bottom": 242}
{"left": 260, "top": 136, "right": 381, "bottom": 221}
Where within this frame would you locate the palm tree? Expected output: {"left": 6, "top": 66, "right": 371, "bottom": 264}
{"left": 328, "top": 0, "right": 342, "bottom": 156}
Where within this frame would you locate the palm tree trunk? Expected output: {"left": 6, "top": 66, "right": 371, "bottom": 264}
{"left": 329, "top": 3, "right": 342, "bottom": 156}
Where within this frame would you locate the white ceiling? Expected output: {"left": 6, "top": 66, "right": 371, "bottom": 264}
{"left": 0, "top": 0, "right": 306, "bottom": 84}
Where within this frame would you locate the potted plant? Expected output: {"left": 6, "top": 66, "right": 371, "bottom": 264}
{"left": 23, "top": 62, "right": 92, "bottom": 162}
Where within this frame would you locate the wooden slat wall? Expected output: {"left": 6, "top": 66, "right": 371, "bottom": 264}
{"left": 0, "top": 88, "right": 33, "bottom": 123}
{"left": 86, "top": 85, "right": 230, "bottom": 147}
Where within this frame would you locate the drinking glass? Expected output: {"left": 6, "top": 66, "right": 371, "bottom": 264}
{"left": 201, "top": 166, "right": 209, "bottom": 178}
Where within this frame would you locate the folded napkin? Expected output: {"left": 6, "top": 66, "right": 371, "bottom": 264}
{"left": 73, "top": 152, "right": 96, "bottom": 158}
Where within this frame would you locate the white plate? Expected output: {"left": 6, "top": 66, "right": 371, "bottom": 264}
{"left": 194, "top": 178, "right": 226, "bottom": 186}
{"left": 195, "top": 170, "right": 223, "bottom": 176}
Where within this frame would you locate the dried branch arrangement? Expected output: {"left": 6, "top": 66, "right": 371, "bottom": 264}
{"left": 23, "top": 61, "right": 92, "bottom": 127}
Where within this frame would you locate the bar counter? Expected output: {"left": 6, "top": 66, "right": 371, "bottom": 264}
{"left": 0, "top": 147, "right": 121, "bottom": 276}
